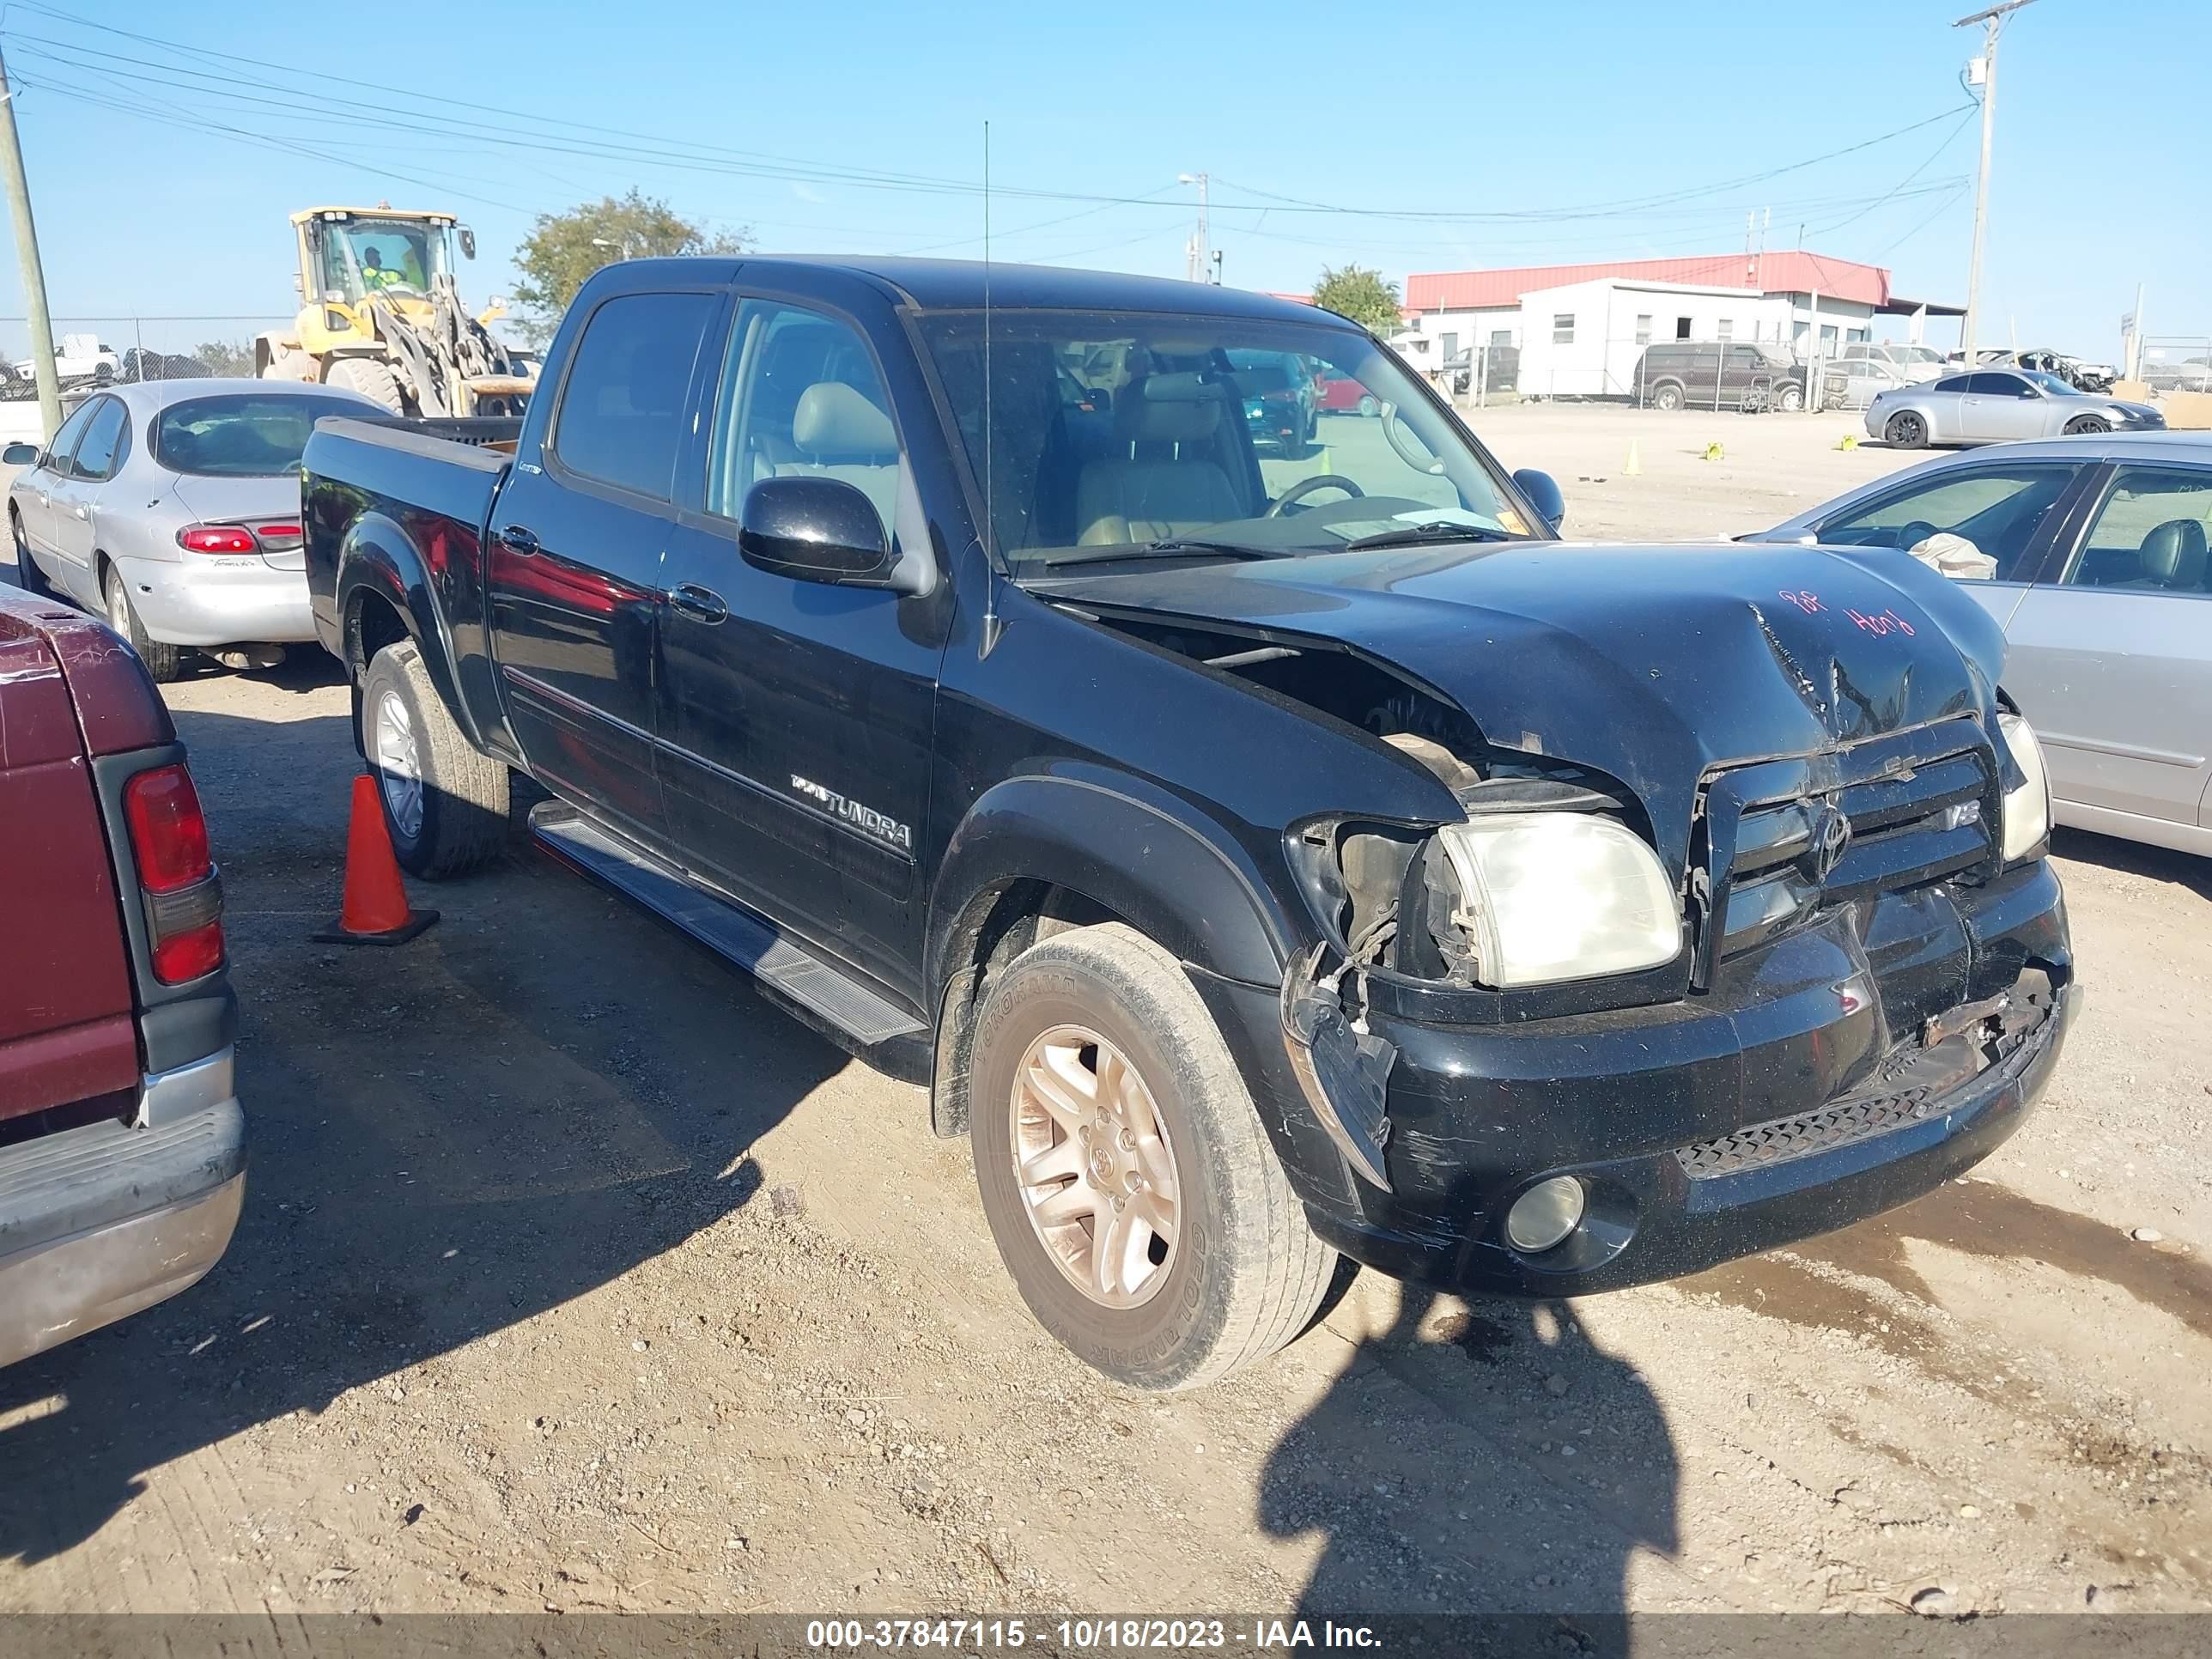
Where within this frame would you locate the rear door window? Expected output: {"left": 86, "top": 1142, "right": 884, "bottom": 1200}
{"left": 69, "top": 398, "right": 128, "bottom": 481}
{"left": 1819, "top": 465, "right": 2080, "bottom": 580}
{"left": 2063, "top": 466, "right": 2212, "bottom": 593}
{"left": 551, "top": 291, "right": 719, "bottom": 500}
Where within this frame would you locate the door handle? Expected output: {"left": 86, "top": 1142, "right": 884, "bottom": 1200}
{"left": 72, "top": 506, "right": 86, "bottom": 520}
{"left": 497, "top": 524, "right": 540, "bottom": 556}
{"left": 668, "top": 582, "right": 728, "bottom": 624}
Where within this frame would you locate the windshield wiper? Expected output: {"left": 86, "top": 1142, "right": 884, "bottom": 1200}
{"left": 1339, "top": 520, "right": 1516, "bottom": 553}
{"left": 1043, "top": 538, "right": 1279, "bottom": 571}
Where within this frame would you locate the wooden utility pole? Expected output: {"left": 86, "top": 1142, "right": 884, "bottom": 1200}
{"left": 1955, "top": 0, "right": 2035, "bottom": 367}
{"left": 0, "top": 46, "right": 60, "bottom": 441}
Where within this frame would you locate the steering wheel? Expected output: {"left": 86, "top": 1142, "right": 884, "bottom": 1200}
{"left": 1894, "top": 520, "right": 1938, "bottom": 550}
{"left": 1267, "top": 474, "right": 1364, "bottom": 517}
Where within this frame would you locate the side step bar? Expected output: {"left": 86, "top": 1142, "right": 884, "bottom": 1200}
{"left": 529, "top": 804, "right": 926, "bottom": 1047}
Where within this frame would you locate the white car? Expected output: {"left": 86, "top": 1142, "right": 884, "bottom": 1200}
{"left": 11, "top": 331, "right": 120, "bottom": 382}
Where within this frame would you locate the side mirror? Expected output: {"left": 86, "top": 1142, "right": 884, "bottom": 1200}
{"left": 3, "top": 442, "right": 40, "bottom": 465}
{"left": 459, "top": 226, "right": 477, "bottom": 260}
{"left": 1512, "top": 467, "right": 1566, "bottom": 532}
{"left": 738, "top": 476, "right": 902, "bottom": 589}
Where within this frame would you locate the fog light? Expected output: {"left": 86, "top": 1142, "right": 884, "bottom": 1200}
{"left": 1505, "top": 1176, "right": 1586, "bottom": 1254}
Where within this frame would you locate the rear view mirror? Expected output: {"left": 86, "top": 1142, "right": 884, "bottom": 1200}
{"left": 1513, "top": 467, "right": 1566, "bottom": 532}
{"left": 2, "top": 442, "right": 40, "bottom": 465}
{"left": 739, "top": 476, "right": 904, "bottom": 589}
{"left": 459, "top": 225, "right": 477, "bottom": 260}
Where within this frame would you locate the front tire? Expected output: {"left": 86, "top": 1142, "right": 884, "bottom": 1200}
{"left": 1355, "top": 393, "right": 1379, "bottom": 419}
{"left": 1778, "top": 383, "right": 1805, "bottom": 413}
{"left": 2064, "top": 415, "right": 2111, "bottom": 435}
{"left": 103, "top": 566, "right": 181, "bottom": 683}
{"left": 325, "top": 357, "right": 405, "bottom": 414}
{"left": 10, "top": 509, "right": 51, "bottom": 599}
{"left": 360, "top": 641, "right": 510, "bottom": 878}
{"left": 1886, "top": 410, "right": 1929, "bottom": 449}
{"left": 968, "top": 923, "right": 1336, "bottom": 1390}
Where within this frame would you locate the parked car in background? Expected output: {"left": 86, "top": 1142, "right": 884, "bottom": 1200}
{"left": 1635, "top": 342, "right": 1807, "bottom": 412}
{"left": 1224, "top": 349, "right": 1317, "bottom": 457}
{"left": 1834, "top": 342, "right": 1948, "bottom": 382}
{"left": 1316, "top": 367, "right": 1380, "bottom": 417}
{"left": 0, "top": 584, "right": 242, "bottom": 1368}
{"left": 6, "top": 379, "right": 381, "bottom": 682}
{"left": 1824, "top": 356, "right": 1914, "bottom": 410}
{"left": 1866, "top": 368, "right": 2165, "bottom": 449}
{"left": 1746, "top": 433, "right": 2212, "bottom": 856}
{"left": 300, "top": 254, "right": 2072, "bottom": 1389}
{"left": 11, "top": 332, "right": 119, "bottom": 384}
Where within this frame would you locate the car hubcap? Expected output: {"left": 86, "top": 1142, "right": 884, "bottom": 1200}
{"left": 1009, "top": 1024, "right": 1181, "bottom": 1309}
{"left": 374, "top": 690, "right": 425, "bottom": 841}
{"left": 106, "top": 580, "right": 126, "bottom": 631}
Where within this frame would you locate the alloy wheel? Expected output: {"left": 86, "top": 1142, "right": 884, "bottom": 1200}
{"left": 1008, "top": 1023, "right": 1182, "bottom": 1309}
{"left": 374, "top": 688, "right": 426, "bottom": 841}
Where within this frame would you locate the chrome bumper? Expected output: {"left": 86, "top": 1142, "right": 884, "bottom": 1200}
{"left": 0, "top": 1047, "right": 245, "bottom": 1369}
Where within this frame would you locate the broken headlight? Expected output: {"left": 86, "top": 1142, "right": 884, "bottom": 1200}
{"left": 1996, "top": 711, "right": 2051, "bottom": 864}
{"left": 1427, "top": 812, "right": 1681, "bottom": 988}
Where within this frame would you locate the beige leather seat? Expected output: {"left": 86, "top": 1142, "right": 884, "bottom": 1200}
{"left": 1074, "top": 374, "right": 1246, "bottom": 545}
{"left": 775, "top": 382, "right": 901, "bottom": 532}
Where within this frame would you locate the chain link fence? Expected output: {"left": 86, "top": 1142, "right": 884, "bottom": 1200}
{"left": 2138, "top": 333, "right": 2212, "bottom": 395}
{"left": 0, "top": 315, "right": 288, "bottom": 402}
{"left": 1448, "top": 331, "right": 1832, "bottom": 414}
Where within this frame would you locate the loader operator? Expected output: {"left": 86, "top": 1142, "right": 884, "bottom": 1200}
{"left": 360, "top": 247, "right": 406, "bottom": 292}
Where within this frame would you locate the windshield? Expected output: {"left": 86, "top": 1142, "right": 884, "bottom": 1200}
{"left": 915, "top": 308, "right": 1537, "bottom": 572}
{"left": 155, "top": 393, "right": 356, "bottom": 476}
{"left": 315, "top": 216, "right": 452, "bottom": 301}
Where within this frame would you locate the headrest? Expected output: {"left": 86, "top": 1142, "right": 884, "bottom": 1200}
{"left": 1115, "top": 374, "right": 1224, "bottom": 444}
{"left": 2140, "top": 519, "right": 2209, "bottom": 587}
{"left": 793, "top": 382, "right": 896, "bottom": 458}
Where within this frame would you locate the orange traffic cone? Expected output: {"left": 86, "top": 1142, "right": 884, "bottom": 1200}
{"left": 313, "top": 775, "right": 439, "bottom": 945}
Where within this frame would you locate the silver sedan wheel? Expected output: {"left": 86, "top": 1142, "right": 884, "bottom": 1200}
{"left": 106, "top": 575, "right": 129, "bottom": 632}
{"left": 1009, "top": 1023, "right": 1182, "bottom": 1309}
{"left": 374, "top": 688, "right": 425, "bottom": 841}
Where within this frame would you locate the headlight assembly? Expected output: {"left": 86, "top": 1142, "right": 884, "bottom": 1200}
{"left": 1997, "top": 711, "right": 2051, "bottom": 863}
{"left": 1431, "top": 811, "right": 1681, "bottom": 988}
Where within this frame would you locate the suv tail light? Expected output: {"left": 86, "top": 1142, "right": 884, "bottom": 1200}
{"left": 177, "top": 526, "right": 257, "bottom": 555}
{"left": 123, "top": 763, "right": 225, "bottom": 983}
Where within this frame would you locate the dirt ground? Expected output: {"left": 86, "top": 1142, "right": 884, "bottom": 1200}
{"left": 3, "top": 405, "right": 2206, "bottom": 1621}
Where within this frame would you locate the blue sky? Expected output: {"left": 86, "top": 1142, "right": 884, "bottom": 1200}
{"left": 0, "top": 0, "right": 2202, "bottom": 360}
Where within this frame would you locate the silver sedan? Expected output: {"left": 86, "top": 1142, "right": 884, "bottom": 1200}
{"left": 1864, "top": 367, "right": 2165, "bottom": 450}
{"left": 6, "top": 379, "right": 380, "bottom": 680}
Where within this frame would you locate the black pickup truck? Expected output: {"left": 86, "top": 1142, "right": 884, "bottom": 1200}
{"left": 302, "top": 256, "right": 2073, "bottom": 1389}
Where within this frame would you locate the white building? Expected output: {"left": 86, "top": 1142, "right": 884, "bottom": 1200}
{"left": 1400, "top": 252, "right": 1960, "bottom": 398}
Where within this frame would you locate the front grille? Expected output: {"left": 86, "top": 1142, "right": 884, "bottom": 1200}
{"left": 1698, "top": 720, "right": 1999, "bottom": 972}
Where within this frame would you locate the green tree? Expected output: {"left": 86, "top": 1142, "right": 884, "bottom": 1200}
{"left": 191, "top": 338, "right": 254, "bottom": 377}
{"left": 511, "top": 191, "right": 750, "bottom": 333}
{"left": 1311, "top": 264, "right": 1403, "bottom": 336}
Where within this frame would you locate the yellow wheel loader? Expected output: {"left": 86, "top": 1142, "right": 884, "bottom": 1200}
{"left": 256, "top": 206, "right": 535, "bottom": 417}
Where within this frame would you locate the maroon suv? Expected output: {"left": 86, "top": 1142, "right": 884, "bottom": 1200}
{"left": 0, "top": 584, "right": 242, "bottom": 1368}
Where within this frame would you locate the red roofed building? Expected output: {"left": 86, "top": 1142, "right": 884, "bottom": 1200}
{"left": 1395, "top": 251, "right": 1961, "bottom": 400}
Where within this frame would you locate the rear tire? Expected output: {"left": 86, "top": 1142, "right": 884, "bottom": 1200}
{"left": 1650, "top": 381, "right": 1686, "bottom": 412}
{"left": 2063, "top": 415, "right": 2111, "bottom": 435}
{"left": 102, "top": 565, "right": 181, "bottom": 683}
{"left": 1886, "top": 410, "right": 1929, "bottom": 449}
{"left": 968, "top": 922, "right": 1336, "bottom": 1390}
{"left": 325, "top": 357, "right": 405, "bottom": 414}
{"left": 10, "top": 509, "right": 51, "bottom": 599}
{"left": 1356, "top": 393, "right": 1379, "bottom": 419}
{"left": 1281, "top": 412, "right": 1314, "bottom": 460}
{"left": 360, "top": 640, "right": 510, "bottom": 878}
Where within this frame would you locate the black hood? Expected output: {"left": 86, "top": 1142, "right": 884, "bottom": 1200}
{"left": 1031, "top": 539, "right": 2007, "bottom": 872}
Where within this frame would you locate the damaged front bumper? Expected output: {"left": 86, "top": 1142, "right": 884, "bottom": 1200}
{"left": 1261, "top": 858, "right": 2072, "bottom": 1295}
